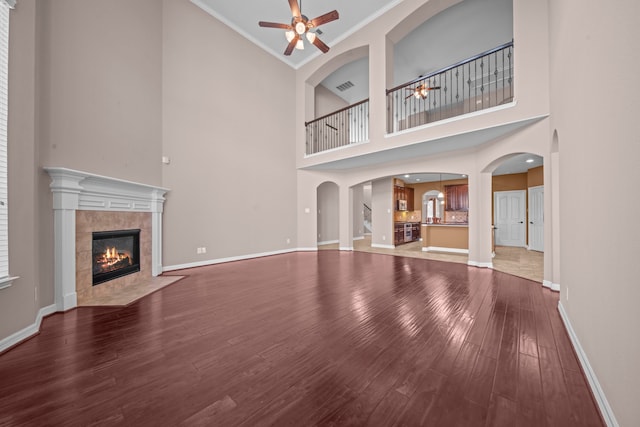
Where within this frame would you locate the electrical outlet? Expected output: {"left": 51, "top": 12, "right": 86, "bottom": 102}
{"left": 382, "top": 235, "right": 386, "bottom": 241}
{"left": 286, "top": 238, "right": 290, "bottom": 244}
{"left": 201, "top": 247, "right": 206, "bottom": 254}
{"left": 196, "top": 247, "right": 201, "bottom": 254}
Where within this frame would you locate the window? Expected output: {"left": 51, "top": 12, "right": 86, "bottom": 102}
{"left": 0, "top": 0, "right": 15, "bottom": 290}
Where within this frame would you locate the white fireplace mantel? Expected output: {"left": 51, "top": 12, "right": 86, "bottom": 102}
{"left": 44, "top": 167, "right": 169, "bottom": 311}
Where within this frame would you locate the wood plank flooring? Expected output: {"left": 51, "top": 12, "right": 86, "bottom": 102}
{"left": 0, "top": 251, "right": 603, "bottom": 426}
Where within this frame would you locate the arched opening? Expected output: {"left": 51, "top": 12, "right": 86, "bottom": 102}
{"left": 422, "top": 190, "right": 444, "bottom": 223}
{"left": 486, "top": 153, "right": 544, "bottom": 282}
{"left": 316, "top": 181, "right": 339, "bottom": 249}
{"left": 350, "top": 172, "right": 469, "bottom": 265}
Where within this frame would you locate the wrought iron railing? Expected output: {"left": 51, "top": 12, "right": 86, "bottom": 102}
{"left": 386, "top": 41, "right": 514, "bottom": 133}
{"left": 305, "top": 99, "right": 369, "bottom": 155}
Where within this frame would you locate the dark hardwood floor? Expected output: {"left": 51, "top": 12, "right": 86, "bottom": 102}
{"left": 0, "top": 251, "right": 603, "bottom": 426}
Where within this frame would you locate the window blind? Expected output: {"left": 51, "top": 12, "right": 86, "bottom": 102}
{"left": 0, "top": 1, "right": 10, "bottom": 279}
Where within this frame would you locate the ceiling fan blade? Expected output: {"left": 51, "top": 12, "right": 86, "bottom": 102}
{"left": 310, "top": 10, "right": 339, "bottom": 28}
{"left": 311, "top": 36, "right": 330, "bottom": 53}
{"left": 427, "top": 86, "right": 441, "bottom": 90}
{"left": 289, "top": 0, "right": 301, "bottom": 18}
{"left": 258, "top": 21, "right": 291, "bottom": 30}
{"left": 284, "top": 34, "right": 299, "bottom": 56}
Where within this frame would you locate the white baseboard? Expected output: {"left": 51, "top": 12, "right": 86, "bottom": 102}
{"left": 297, "top": 247, "right": 318, "bottom": 252}
{"left": 0, "top": 304, "right": 57, "bottom": 354}
{"left": 353, "top": 236, "right": 365, "bottom": 241}
{"left": 467, "top": 260, "right": 493, "bottom": 268}
{"left": 543, "top": 280, "right": 561, "bottom": 292}
{"left": 163, "top": 248, "right": 298, "bottom": 272}
{"left": 317, "top": 240, "right": 339, "bottom": 246}
{"left": 557, "top": 302, "right": 618, "bottom": 427}
{"left": 422, "top": 246, "right": 469, "bottom": 254}
{"left": 339, "top": 247, "right": 354, "bottom": 251}
{"left": 371, "top": 243, "right": 395, "bottom": 249}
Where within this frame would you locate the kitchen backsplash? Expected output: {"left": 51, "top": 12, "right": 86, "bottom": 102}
{"left": 445, "top": 211, "right": 468, "bottom": 223}
{"left": 394, "top": 210, "right": 422, "bottom": 222}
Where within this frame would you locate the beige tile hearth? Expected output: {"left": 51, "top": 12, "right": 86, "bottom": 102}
{"left": 78, "top": 275, "right": 185, "bottom": 307}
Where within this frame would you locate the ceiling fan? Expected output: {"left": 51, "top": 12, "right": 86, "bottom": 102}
{"left": 406, "top": 83, "right": 441, "bottom": 100}
{"left": 258, "top": 0, "right": 339, "bottom": 56}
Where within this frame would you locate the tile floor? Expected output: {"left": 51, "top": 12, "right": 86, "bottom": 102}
{"left": 320, "top": 236, "right": 544, "bottom": 284}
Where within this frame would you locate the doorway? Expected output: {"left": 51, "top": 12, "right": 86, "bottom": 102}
{"left": 494, "top": 190, "right": 526, "bottom": 247}
{"left": 528, "top": 185, "right": 544, "bottom": 251}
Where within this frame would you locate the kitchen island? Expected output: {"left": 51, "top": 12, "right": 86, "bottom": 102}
{"left": 421, "top": 223, "right": 469, "bottom": 253}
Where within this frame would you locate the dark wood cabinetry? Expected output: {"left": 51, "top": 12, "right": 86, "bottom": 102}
{"left": 394, "top": 223, "right": 404, "bottom": 245}
{"left": 394, "top": 222, "right": 421, "bottom": 245}
{"left": 394, "top": 185, "right": 414, "bottom": 211}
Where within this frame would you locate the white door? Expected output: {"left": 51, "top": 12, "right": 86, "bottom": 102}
{"left": 528, "top": 186, "right": 544, "bottom": 251}
{"left": 494, "top": 190, "right": 526, "bottom": 247}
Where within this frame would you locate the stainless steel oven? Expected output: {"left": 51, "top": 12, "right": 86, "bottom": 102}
{"left": 404, "top": 223, "right": 412, "bottom": 242}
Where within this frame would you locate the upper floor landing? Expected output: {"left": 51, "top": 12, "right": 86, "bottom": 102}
{"left": 295, "top": 0, "right": 550, "bottom": 171}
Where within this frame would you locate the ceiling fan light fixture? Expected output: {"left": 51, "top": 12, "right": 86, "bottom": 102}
{"left": 306, "top": 31, "right": 316, "bottom": 43}
{"left": 285, "top": 30, "right": 295, "bottom": 42}
{"left": 295, "top": 21, "right": 306, "bottom": 34}
{"left": 295, "top": 39, "right": 304, "bottom": 50}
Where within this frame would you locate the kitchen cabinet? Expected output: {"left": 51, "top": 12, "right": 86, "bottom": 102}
{"left": 394, "top": 185, "right": 414, "bottom": 211}
{"left": 394, "top": 222, "right": 421, "bottom": 245}
{"left": 394, "top": 223, "right": 404, "bottom": 245}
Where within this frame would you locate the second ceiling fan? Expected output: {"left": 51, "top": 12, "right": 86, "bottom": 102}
{"left": 258, "top": 0, "right": 339, "bottom": 56}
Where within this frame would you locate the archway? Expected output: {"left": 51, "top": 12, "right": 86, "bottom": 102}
{"left": 485, "top": 153, "right": 545, "bottom": 283}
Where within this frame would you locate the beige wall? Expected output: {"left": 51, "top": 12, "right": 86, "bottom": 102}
{"left": 161, "top": 0, "right": 297, "bottom": 266}
{"left": 550, "top": 0, "right": 640, "bottom": 425}
{"left": 527, "top": 165, "right": 543, "bottom": 187}
{"left": 422, "top": 225, "right": 468, "bottom": 249}
{"left": 317, "top": 182, "right": 339, "bottom": 243}
{"left": 314, "top": 85, "right": 348, "bottom": 119}
{"left": 0, "top": 0, "right": 40, "bottom": 341}
{"left": 37, "top": 0, "right": 162, "bottom": 185}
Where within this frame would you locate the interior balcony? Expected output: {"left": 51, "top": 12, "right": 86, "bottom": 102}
{"left": 296, "top": 0, "right": 550, "bottom": 172}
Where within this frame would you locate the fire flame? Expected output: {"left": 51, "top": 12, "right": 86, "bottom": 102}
{"left": 98, "top": 247, "right": 131, "bottom": 268}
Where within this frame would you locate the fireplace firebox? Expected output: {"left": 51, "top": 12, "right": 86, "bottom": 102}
{"left": 92, "top": 229, "right": 141, "bottom": 285}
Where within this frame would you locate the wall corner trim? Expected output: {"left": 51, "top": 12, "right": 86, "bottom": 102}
{"left": 543, "top": 280, "right": 561, "bottom": 292}
{"left": 467, "top": 260, "right": 493, "bottom": 268}
{"left": 0, "top": 304, "right": 57, "bottom": 354}
{"left": 557, "top": 301, "right": 619, "bottom": 427}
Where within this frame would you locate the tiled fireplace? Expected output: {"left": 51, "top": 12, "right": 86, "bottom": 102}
{"left": 45, "top": 168, "right": 169, "bottom": 311}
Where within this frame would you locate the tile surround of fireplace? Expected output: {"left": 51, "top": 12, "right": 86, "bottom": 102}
{"left": 76, "top": 212, "right": 151, "bottom": 305}
{"left": 45, "top": 167, "right": 170, "bottom": 311}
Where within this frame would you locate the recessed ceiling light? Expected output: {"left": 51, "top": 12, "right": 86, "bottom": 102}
{"left": 416, "top": 178, "right": 421, "bottom": 182}
{"left": 404, "top": 174, "right": 410, "bottom": 178}
{"left": 462, "top": 174, "right": 467, "bottom": 178}
{"left": 526, "top": 159, "right": 534, "bottom": 163}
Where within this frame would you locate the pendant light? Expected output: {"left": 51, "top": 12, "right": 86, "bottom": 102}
{"left": 438, "top": 174, "right": 444, "bottom": 199}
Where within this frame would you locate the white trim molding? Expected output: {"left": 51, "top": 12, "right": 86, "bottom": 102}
{"left": 558, "top": 302, "right": 619, "bottom": 427}
{"left": 44, "top": 167, "right": 169, "bottom": 312}
{"left": 163, "top": 248, "right": 298, "bottom": 272}
{"left": 339, "top": 246, "right": 354, "bottom": 251}
{"left": 543, "top": 280, "right": 561, "bottom": 292}
{"left": 422, "top": 246, "right": 469, "bottom": 254}
{"left": 0, "top": 304, "right": 56, "bottom": 354}
{"left": 467, "top": 260, "right": 494, "bottom": 268}
{"left": 317, "top": 240, "right": 339, "bottom": 246}
{"left": 371, "top": 243, "right": 396, "bottom": 250}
